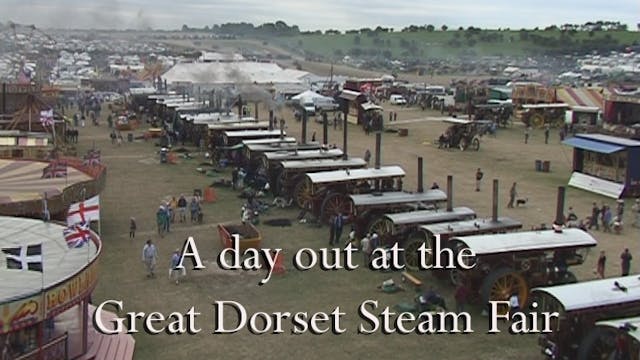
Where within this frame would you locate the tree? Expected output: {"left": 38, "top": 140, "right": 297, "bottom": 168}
{"left": 441, "top": 25, "right": 448, "bottom": 31}
{"left": 426, "top": 24, "right": 435, "bottom": 32}
{"left": 181, "top": 24, "right": 189, "bottom": 32}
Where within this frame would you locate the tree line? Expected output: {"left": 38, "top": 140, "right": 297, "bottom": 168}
{"left": 181, "top": 20, "right": 635, "bottom": 36}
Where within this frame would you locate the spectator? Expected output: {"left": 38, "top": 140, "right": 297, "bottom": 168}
{"left": 621, "top": 248, "right": 632, "bottom": 276}
{"left": 129, "top": 217, "right": 136, "bottom": 239}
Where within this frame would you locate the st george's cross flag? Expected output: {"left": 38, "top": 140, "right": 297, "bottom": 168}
{"left": 2, "top": 244, "right": 43, "bottom": 272}
{"left": 67, "top": 195, "right": 100, "bottom": 226}
{"left": 63, "top": 222, "right": 91, "bottom": 248}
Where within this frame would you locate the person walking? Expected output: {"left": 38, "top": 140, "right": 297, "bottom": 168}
{"left": 475, "top": 168, "right": 483, "bottom": 192}
{"left": 156, "top": 206, "right": 166, "bottom": 237}
{"left": 393, "top": 112, "right": 397, "bottom": 122}
{"left": 544, "top": 124, "right": 550, "bottom": 144}
{"left": 177, "top": 194, "right": 187, "bottom": 223}
{"left": 524, "top": 127, "right": 530, "bottom": 144}
{"left": 169, "top": 197, "right": 178, "bottom": 223}
{"left": 596, "top": 251, "right": 606, "bottom": 279}
{"left": 507, "top": 182, "right": 517, "bottom": 208}
{"left": 360, "top": 233, "right": 372, "bottom": 265}
{"left": 621, "top": 248, "right": 632, "bottom": 276}
{"left": 589, "top": 202, "right": 600, "bottom": 230}
{"left": 129, "top": 217, "right": 136, "bottom": 239}
{"left": 169, "top": 249, "right": 185, "bottom": 284}
{"left": 142, "top": 240, "right": 158, "bottom": 278}
{"left": 364, "top": 149, "right": 371, "bottom": 166}
{"left": 330, "top": 213, "right": 345, "bottom": 246}
{"left": 603, "top": 205, "right": 613, "bottom": 233}
{"left": 633, "top": 199, "right": 640, "bottom": 228}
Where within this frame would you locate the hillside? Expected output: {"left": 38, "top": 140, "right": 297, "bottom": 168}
{"left": 269, "top": 29, "right": 640, "bottom": 61}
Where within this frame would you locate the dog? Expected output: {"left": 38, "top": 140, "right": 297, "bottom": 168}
{"left": 516, "top": 198, "right": 528, "bottom": 207}
{"left": 272, "top": 197, "right": 293, "bottom": 208}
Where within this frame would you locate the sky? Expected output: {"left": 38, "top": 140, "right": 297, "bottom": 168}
{"left": 0, "top": 0, "right": 638, "bottom": 31}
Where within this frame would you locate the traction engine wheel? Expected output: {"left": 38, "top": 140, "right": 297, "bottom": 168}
{"left": 480, "top": 267, "right": 528, "bottom": 316}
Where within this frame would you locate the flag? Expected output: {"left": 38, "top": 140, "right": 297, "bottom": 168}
{"left": 40, "top": 109, "right": 54, "bottom": 127}
{"left": 2, "top": 244, "right": 43, "bottom": 272}
{"left": 63, "top": 222, "right": 91, "bottom": 248}
{"left": 67, "top": 195, "right": 100, "bottom": 225}
{"left": 17, "top": 66, "right": 31, "bottom": 84}
{"left": 41, "top": 160, "right": 67, "bottom": 179}
{"left": 82, "top": 149, "right": 101, "bottom": 166}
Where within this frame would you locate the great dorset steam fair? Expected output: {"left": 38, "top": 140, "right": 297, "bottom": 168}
{"left": 92, "top": 236, "right": 558, "bottom": 336}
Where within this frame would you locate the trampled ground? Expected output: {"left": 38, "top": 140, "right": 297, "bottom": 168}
{"left": 85, "top": 102, "right": 639, "bottom": 360}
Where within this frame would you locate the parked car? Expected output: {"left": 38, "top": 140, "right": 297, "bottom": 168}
{"left": 389, "top": 94, "right": 407, "bottom": 105}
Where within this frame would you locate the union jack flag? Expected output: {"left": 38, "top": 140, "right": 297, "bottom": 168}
{"left": 63, "top": 222, "right": 91, "bottom": 248}
{"left": 82, "top": 149, "right": 101, "bottom": 166}
{"left": 40, "top": 109, "right": 54, "bottom": 127}
{"left": 41, "top": 160, "right": 67, "bottom": 179}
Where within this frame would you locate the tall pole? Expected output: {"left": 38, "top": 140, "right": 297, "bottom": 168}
{"left": 301, "top": 109, "right": 307, "bottom": 144}
{"left": 342, "top": 108, "right": 348, "bottom": 159}
{"left": 322, "top": 112, "right": 328, "bottom": 145}
{"left": 1, "top": 83, "right": 6, "bottom": 114}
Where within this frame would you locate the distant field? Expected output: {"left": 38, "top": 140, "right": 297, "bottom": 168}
{"left": 271, "top": 29, "right": 640, "bottom": 60}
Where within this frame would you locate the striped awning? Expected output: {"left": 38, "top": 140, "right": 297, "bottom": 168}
{"left": 556, "top": 87, "right": 604, "bottom": 110}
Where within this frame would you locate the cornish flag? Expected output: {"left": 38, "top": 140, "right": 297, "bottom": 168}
{"left": 40, "top": 109, "right": 54, "bottom": 127}
{"left": 63, "top": 222, "right": 91, "bottom": 248}
{"left": 67, "top": 195, "right": 100, "bottom": 226}
{"left": 2, "top": 244, "right": 43, "bottom": 272}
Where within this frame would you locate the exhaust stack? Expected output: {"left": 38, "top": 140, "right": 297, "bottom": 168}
{"left": 417, "top": 157, "right": 424, "bottom": 193}
{"left": 492, "top": 179, "right": 499, "bottom": 222}
{"left": 342, "top": 109, "right": 348, "bottom": 159}
{"left": 446, "top": 175, "right": 453, "bottom": 212}
{"left": 301, "top": 110, "right": 308, "bottom": 144}
{"left": 374, "top": 132, "right": 381, "bottom": 169}
{"left": 555, "top": 186, "right": 565, "bottom": 226}
{"left": 268, "top": 110, "right": 274, "bottom": 131}
{"left": 279, "top": 119, "right": 285, "bottom": 140}
{"left": 322, "top": 112, "right": 328, "bottom": 145}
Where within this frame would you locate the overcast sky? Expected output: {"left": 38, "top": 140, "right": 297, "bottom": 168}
{"left": 1, "top": 0, "right": 638, "bottom": 31}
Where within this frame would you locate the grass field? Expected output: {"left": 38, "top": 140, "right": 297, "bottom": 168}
{"left": 81, "top": 100, "right": 640, "bottom": 360}
{"left": 271, "top": 29, "right": 640, "bottom": 60}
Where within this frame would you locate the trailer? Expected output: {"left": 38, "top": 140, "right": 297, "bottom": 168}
{"left": 532, "top": 276, "right": 640, "bottom": 360}
{"left": 217, "top": 222, "right": 262, "bottom": 251}
{"left": 301, "top": 165, "right": 406, "bottom": 222}
{"left": 448, "top": 228, "right": 597, "bottom": 315}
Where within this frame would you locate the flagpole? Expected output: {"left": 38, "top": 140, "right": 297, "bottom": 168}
{"left": 41, "top": 242, "right": 44, "bottom": 291}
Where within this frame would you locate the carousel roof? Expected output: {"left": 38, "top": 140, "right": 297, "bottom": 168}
{"left": 0, "top": 216, "right": 99, "bottom": 303}
{"left": 0, "top": 159, "right": 91, "bottom": 205}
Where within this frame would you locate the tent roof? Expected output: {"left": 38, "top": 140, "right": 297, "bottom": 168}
{"left": 291, "top": 90, "right": 325, "bottom": 101}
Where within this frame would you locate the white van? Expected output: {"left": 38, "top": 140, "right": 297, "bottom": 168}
{"left": 389, "top": 94, "right": 407, "bottom": 105}
{"left": 300, "top": 99, "right": 316, "bottom": 116}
